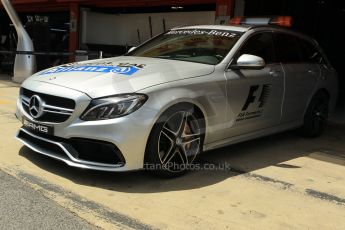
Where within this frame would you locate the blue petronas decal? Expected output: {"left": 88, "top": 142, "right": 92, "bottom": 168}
{"left": 39, "top": 62, "right": 146, "bottom": 76}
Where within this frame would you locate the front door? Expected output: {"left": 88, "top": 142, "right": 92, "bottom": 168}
{"left": 224, "top": 31, "right": 284, "bottom": 138}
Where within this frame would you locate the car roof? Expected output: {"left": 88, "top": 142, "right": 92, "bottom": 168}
{"left": 174, "top": 25, "right": 251, "bottom": 33}
{"left": 176, "top": 24, "right": 298, "bottom": 33}
{"left": 175, "top": 24, "right": 315, "bottom": 43}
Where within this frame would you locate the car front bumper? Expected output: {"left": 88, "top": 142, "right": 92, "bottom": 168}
{"left": 15, "top": 83, "right": 157, "bottom": 172}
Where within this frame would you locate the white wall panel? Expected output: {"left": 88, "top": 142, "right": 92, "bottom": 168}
{"left": 81, "top": 11, "right": 215, "bottom": 46}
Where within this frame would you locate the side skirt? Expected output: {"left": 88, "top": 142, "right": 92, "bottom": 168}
{"left": 203, "top": 121, "right": 302, "bottom": 152}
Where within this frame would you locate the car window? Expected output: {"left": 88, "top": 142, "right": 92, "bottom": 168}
{"left": 298, "top": 38, "right": 323, "bottom": 64}
{"left": 127, "top": 29, "right": 243, "bottom": 65}
{"left": 237, "top": 32, "right": 276, "bottom": 64}
{"left": 274, "top": 33, "right": 301, "bottom": 63}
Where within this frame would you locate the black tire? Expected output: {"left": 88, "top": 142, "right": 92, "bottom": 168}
{"left": 145, "top": 103, "right": 205, "bottom": 178}
{"left": 300, "top": 92, "right": 329, "bottom": 138}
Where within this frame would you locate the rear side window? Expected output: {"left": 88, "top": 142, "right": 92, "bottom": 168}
{"left": 238, "top": 32, "right": 276, "bottom": 64}
{"left": 275, "top": 33, "right": 301, "bottom": 63}
{"left": 298, "top": 39, "right": 323, "bottom": 64}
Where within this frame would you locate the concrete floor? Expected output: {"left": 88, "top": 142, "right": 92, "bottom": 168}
{"left": 1, "top": 77, "right": 345, "bottom": 229}
{"left": 0, "top": 170, "right": 97, "bottom": 230}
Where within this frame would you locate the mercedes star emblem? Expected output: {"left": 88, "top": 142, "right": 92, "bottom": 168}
{"left": 29, "top": 95, "right": 44, "bottom": 118}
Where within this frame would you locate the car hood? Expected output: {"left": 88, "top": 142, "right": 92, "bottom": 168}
{"left": 26, "top": 56, "right": 215, "bottom": 98}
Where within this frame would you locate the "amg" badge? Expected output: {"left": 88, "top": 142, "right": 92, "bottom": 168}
{"left": 23, "top": 119, "right": 49, "bottom": 133}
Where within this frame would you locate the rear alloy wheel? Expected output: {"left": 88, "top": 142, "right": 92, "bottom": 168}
{"left": 300, "top": 93, "right": 329, "bottom": 138}
{"left": 145, "top": 105, "right": 204, "bottom": 177}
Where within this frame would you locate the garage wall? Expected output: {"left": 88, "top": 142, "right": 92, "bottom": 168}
{"left": 234, "top": 0, "right": 245, "bottom": 16}
{"left": 81, "top": 11, "right": 215, "bottom": 46}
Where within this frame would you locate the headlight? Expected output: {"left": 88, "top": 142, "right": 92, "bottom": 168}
{"left": 80, "top": 94, "right": 148, "bottom": 121}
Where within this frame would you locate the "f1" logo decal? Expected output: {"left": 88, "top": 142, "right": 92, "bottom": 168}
{"left": 242, "top": 84, "right": 272, "bottom": 111}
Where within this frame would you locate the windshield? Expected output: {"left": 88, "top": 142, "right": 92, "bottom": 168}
{"left": 127, "top": 29, "right": 243, "bottom": 65}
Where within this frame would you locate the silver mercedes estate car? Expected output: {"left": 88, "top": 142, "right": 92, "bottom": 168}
{"left": 16, "top": 23, "right": 338, "bottom": 177}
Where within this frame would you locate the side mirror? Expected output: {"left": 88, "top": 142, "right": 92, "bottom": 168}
{"left": 231, "top": 54, "right": 265, "bottom": 70}
{"left": 128, "top": 46, "right": 137, "bottom": 53}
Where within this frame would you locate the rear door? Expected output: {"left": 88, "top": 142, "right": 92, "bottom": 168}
{"left": 274, "top": 33, "right": 320, "bottom": 123}
{"left": 224, "top": 31, "right": 284, "bottom": 137}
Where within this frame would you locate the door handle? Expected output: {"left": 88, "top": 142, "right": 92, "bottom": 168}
{"left": 269, "top": 70, "right": 281, "bottom": 77}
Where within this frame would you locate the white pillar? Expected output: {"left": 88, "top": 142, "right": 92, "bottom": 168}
{"left": 1, "top": 0, "right": 36, "bottom": 83}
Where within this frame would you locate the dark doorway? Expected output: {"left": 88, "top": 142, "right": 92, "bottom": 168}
{"left": 0, "top": 11, "right": 70, "bottom": 73}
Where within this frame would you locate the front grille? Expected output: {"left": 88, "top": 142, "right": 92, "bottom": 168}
{"left": 20, "top": 87, "right": 76, "bottom": 123}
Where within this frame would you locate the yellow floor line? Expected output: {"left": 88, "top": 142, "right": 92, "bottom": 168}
{"left": 0, "top": 99, "right": 15, "bottom": 105}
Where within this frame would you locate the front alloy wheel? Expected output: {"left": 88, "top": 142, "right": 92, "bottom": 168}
{"left": 145, "top": 104, "right": 204, "bottom": 177}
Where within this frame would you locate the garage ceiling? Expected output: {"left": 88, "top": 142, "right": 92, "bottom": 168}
{"left": 1, "top": 0, "right": 216, "bottom": 12}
